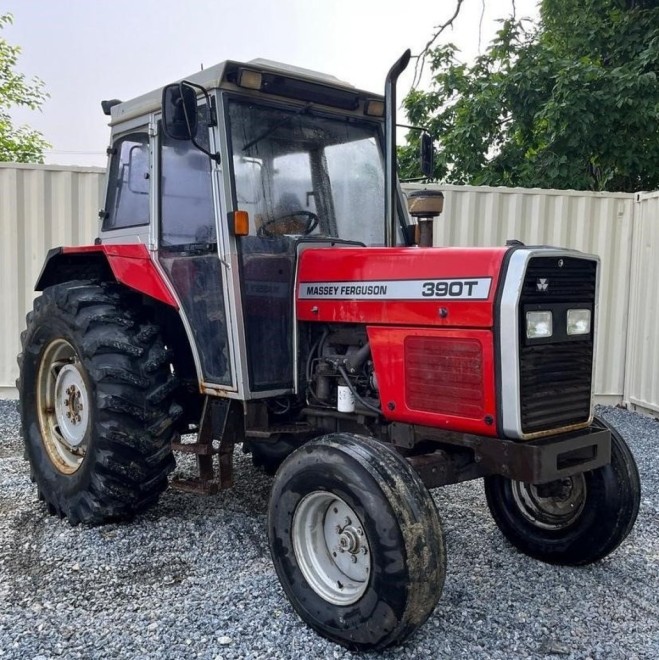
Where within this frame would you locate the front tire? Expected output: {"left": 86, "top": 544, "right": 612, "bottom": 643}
{"left": 484, "top": 417, "right": 640, "bottom": 565}
{"left": 268, "top": 433, "right": 446, "bottom": 650}
{"left": 18, "top": 280, "right": 181, "bottom": 525}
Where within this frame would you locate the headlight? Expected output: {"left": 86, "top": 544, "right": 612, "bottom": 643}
{"left": 567, "top": 309, "right": 591, "bottom": 335}
{"left": 526, "top": 311, "right": 552, "bottom": 339}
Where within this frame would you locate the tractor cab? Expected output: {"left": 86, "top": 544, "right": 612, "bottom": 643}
{"left": 98, "top": 59, "right": 404, "bottom": 399}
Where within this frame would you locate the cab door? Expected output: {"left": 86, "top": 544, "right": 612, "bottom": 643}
{"left": 156, "top": 103, "right": 234, "bottom": 389}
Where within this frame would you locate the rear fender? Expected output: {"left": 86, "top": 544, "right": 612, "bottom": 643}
{"left": 36, "top": 244, "right": 178, "bottom": 308}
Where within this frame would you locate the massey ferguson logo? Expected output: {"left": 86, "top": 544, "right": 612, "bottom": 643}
{"left": 299, "top": 277, "right": 492, "bottom": 300}
{"left": 536, "top": 278, "right": 549, "bottom": 292}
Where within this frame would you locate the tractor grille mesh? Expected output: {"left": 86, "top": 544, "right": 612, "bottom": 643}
{"left": 405, "top": 336, "right": 484, "bottom": 418}
{"left": 519, "top": 257, "right": 596, "bottom": 434}
{"left": 522, "top": 257, "right": 597, "bottom": 303}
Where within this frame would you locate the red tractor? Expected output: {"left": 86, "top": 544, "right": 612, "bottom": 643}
{"left": 18, "top": 51, "right": 640, "bottom": 650}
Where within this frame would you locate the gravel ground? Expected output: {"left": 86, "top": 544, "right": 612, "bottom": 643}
{"left": 0, "top": 400, "right": 657, "bottom": 659}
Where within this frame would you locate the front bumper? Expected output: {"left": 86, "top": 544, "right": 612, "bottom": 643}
{"left": 402, "top": 423, "right": 611, "bottom": 488}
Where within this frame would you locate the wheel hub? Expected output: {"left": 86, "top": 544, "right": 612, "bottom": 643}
{"left": 54, "top": 364, "right": 89, "bottom": 448}
{"left": 292, "top": 492, "right": 371, "bottom": 605}
{"left": 512, "top": 476, "right": 587, "bottom": 530}
{"left": 64, "top": 384, "right": 84, "bottom": 423}
{"left": 338, "top": 525, "right": 361, "bottom": 554}
{"left": 37, "top": 339, "right": 90, "bottom": 474}
{"left": 327, "top": 510, "right": 369, "bottom": 580}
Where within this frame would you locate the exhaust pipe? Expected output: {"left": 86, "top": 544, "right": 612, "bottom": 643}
{"left": 385, "top": 49, "right": 411, "bottom": 248}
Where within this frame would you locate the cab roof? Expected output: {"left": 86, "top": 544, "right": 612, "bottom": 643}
{"left": 108, "top": 58, "right": 383, "bottom": 126}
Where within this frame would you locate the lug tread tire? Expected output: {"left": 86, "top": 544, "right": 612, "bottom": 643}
{"left": 484, "top": 417, "right": 641, "bottom": 565}
{"left": 18, "top": 280, "right": 178, "bottom": 525}
{"left": 248, "top": 436, "right": 299, "bottom": 476}
{"left": 268, "top": 433, "right": 446, "bottom": 650}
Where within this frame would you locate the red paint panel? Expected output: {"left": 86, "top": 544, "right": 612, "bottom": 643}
{"left": 296, "top": 246, "right": 507, "bottom": 328}
{"left": 62, "top": 244, "right": 150, "bottom": 259}
{"left": 61, "top": 244, "right": 178, "bottom": 308}
{"left": 368, "top": 326, "right": 498, "bottom": 436}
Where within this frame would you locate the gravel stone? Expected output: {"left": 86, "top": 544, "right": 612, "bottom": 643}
{"left": 0, "top": 399, "right": 657, "bottom": 658}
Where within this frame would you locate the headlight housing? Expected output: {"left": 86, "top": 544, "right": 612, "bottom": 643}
{"left": 567, "top": 309, "right": 592, "bottom": 336}
{"left": 526, "top": 311, "right": 552, "bottom": 339}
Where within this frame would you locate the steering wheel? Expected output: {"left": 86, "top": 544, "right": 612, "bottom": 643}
{"left": 258, "top": 210, "right": 320, "bottom": 237}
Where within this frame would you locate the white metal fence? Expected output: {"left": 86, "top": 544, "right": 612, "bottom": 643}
{"left": 0, "top": 164, "right": 105, "bottom": 397}
{"left": 625, "top": 191, "right": 659, "bottom": 415}
{"left": 0, "top": 165, "right": 656, "bottom": 417}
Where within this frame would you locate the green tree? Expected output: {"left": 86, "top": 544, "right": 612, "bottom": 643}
{"left": 401, "top": 0, "right": 659, "bottom": 192}
{"left": 0, "top": 13, "right": 49, "bottom": 163}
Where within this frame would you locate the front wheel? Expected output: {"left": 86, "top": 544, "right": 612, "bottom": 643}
{"left": 268, "top": 434, "right": 446, "bottom": 650}
{"left": 484, "top": 417, "right": 640, "bottom": 565}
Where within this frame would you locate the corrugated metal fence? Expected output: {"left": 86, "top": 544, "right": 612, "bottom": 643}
{"left": 0, "top": 164, "right": 105, "bottom": 397}
{"left": 0, "top": 165, "right": 656, "bottom": 417}
{"left": 625, "top": 190, "right": 659, "bottom": 415}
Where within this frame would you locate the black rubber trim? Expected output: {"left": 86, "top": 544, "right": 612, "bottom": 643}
{"left": 34, "top": 247, "right": 63, "bottom": 291}
{"left": 35, "top": 249, "right": 114, "bottom": 292}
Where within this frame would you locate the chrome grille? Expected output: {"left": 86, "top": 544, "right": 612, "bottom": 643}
{"left": 519, "top": 257, "right": 596, "bottom": 434}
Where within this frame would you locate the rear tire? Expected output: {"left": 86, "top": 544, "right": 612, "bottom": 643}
{"left": 268, "top": 433, "right": 446, "bottom": 650}
{"left": 247, "top": 435, "right": 299, "bottom": 475}
{"left": 18, "top": 280, "right": 181, "bottom": 524}
{"left": 484, "top": 417, "right": 640, "bottom": 565}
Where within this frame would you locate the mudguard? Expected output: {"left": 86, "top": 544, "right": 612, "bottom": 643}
{"left": 35, "top": 244, "right": 178, "bottom": 308}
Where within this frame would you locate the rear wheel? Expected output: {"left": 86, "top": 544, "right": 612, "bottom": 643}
{"left": 268, "top": 433, "right": 446, "bottom": 650}
{"left": 18, "top": 280, "right": 181, "bottom": 524}
{"left": 247, "top": 435, "right": 300, "bottom": 475}
{"left": 484, "top": 417, "right": 640, "bottom": 565}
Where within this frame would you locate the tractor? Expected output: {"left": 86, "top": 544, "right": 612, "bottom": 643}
{"left": 17, "top": 51, "right": 640, "bottom": 650}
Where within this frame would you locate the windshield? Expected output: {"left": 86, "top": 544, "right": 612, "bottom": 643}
{"left": 228, "top": 98, "right": 385, "bottom": 246}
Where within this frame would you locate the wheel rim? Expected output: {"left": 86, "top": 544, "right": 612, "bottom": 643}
{"left": 511, "top": 476, "right": 587, "bottom": 530}
{"left": 292, "top": 491, "right": 371, "bottom": 606}
{"left": 36, "top": 338, "right": 90, "bottom": 475}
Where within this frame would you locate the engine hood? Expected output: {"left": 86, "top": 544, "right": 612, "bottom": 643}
{"left": 296, "top": 246, "right": 508, "bottom": 328}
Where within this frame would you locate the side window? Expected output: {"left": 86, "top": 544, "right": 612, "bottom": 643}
{"left": 325, "top": 137, "right": 384, "bottom": 245}
{"left": 160, "top": 106, "right": 215, "bottom": 247}
{"left": 103, "top": 133, "right": 150, "bottom": 230}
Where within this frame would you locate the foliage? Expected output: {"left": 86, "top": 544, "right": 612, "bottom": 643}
{"left": 401, "top": 0, "right": 659, "bottom": 192}
{"left": 0, "top": 13, "right": 49, "bottom": 163}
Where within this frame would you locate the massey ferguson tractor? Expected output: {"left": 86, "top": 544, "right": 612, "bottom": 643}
{"left": 18, "top": 51, "right": 640, "bottom": 650}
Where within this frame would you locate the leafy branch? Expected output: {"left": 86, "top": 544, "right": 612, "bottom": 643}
{"left": 402, "top": 0, "right": 659, "bottom": 193}
{"left": 0, "top": 12, "right": 50, "bottom": 163}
